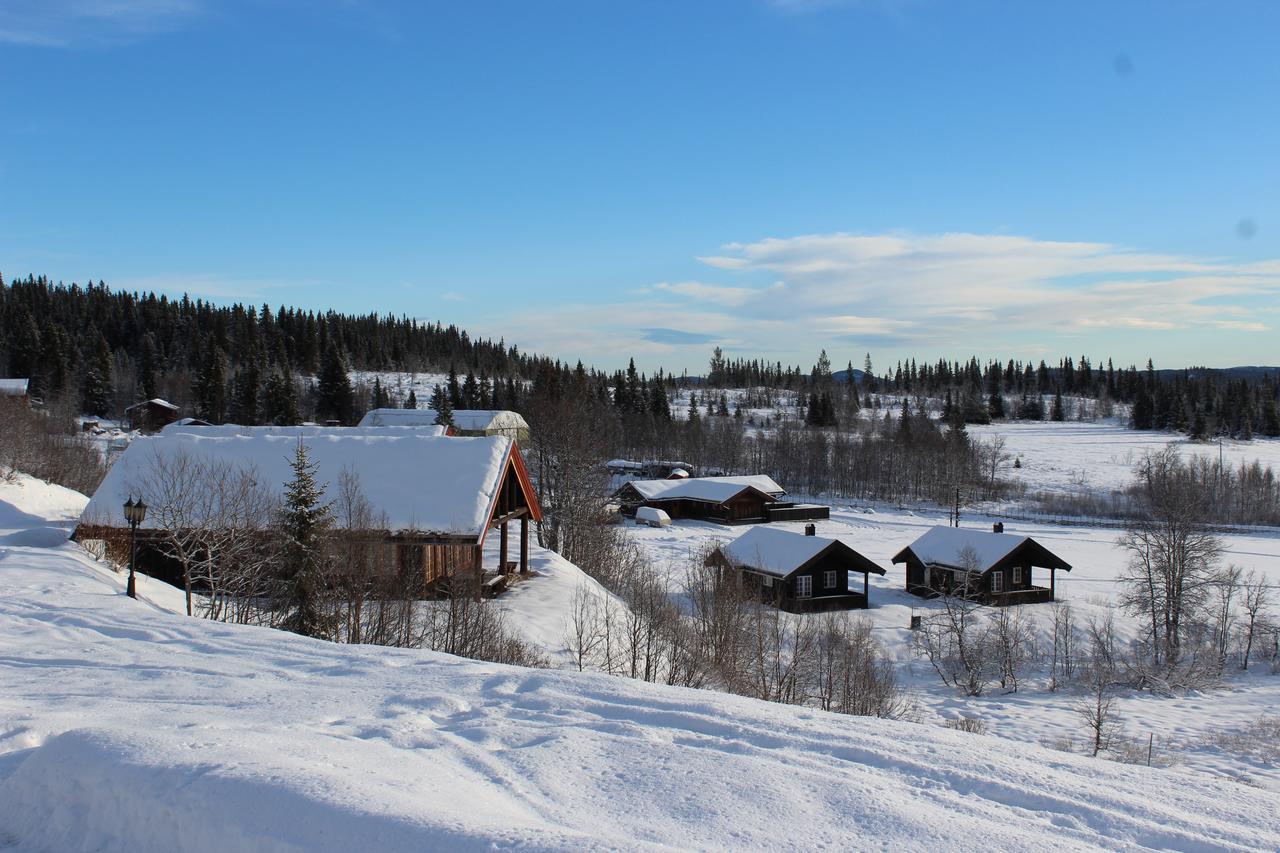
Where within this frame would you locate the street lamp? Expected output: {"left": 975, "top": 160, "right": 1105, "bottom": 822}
{"left": 123, "top": 496, "right": 148, "bottom": 599}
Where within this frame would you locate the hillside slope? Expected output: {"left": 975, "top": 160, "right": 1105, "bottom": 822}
{"left": 2, "top": 477, "right": 1279, "bottom": 851}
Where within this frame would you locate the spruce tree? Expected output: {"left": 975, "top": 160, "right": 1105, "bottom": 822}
{"left": 81, "top": 333, "right": 113, "bottom": 417}
{"left": 405, "top": 388, "right": 417, "bottom": 409}
{"left": 195, "top": 345, "right": 229, "bottom": 423}
{"left": 263, "top": 371, "right": 302, "bottom": 425}
{"left": 1051, "top": 389, "right": 1066, "bottom": 422}
{"left": 278, "top": 440, "right": 333, "bottom": 639}
{"left": 430, "top": 383, "right": 454, "bottom": 427}
{"left": 315, "top": 346, "right": 354, "bottom": 424}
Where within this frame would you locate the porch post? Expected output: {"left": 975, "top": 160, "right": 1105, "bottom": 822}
{"left": 474, "top": 544, "right": 483, "bottom": 602}
{"left": 863, "top": 571, "right": 869, "bottom": 603}
{"left": 520, "top": 514, "right": 530, "bottom": 575}
{"left": 1050, "top": 567, "right": 1056, "bottom": 600}
{"left": 500, "top": 520, "right": 510, "bottom": 575}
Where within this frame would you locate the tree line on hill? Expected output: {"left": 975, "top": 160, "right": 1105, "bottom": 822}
{"left": 0, "top": 274, "right": 536, "bottom": 424}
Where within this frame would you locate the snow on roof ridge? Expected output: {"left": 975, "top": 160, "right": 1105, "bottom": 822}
{"left": 721, "top": 526, "right": 836, "bottom": 577}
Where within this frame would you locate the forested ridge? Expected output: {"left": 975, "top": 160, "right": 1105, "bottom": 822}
{"left": 1, "top": 274, "right": 1277, "bottom": 441}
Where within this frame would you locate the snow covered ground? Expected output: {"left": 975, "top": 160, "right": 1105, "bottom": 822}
{"left": 967, "top": 420, "right": 1280, "bottom": 498}
{"left": 3, "top": 474, "right": 1280, "bottom": 851}
{"left": 625, "top": 503, "right": 1280, "bottom": 790}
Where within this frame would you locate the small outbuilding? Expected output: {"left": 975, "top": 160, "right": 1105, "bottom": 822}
{"left": 125, "top": 398, "right": 181, "bottom": 433}
{"left": 712, "top": 526, "right": 886, "bottom": 613}
{"left": 892, "top": 524, "right": 1072, "bottom": 606}
{"left": 635, "top": 506, "right": 672, "bottom": 528}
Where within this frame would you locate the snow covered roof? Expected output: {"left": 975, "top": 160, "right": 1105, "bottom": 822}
{"left": 125, "top": 398, "right": 179, "bottom": 412}
{"left": 721, "top": 527, "right": 884, "bottom": 578}
{"left": 892, "top": 526, "right": 1072, "bottom": 572}
{"left": 358, "top": 408, "right": 528, "bottom": 433}
{"left": 81, "top": 432, "right": 523, "bottom": 539}
{"left": 622, "top": 475, "right": 786, "bottom": 503}
{"left": 161, "top": 423, "right": 448, "bottom": 438}
{"left": 0, "top": 378, "right": 30, "bottom": 395}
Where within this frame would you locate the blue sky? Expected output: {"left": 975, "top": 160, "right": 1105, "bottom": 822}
{"left": 2, "top": 1, "right": 1278, "bottom": 373}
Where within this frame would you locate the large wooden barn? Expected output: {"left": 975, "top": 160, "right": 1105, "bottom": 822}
{"left": 75, "top": 427, "right": 541, "bottom": 598}
{"left": 124, "top": 398, "right": 182, "bottom": 433}
{"left": 711, "top": 526, "right": 885, "bottom": 613}
{"left": 892, "top": 525, "right": 1072, "bottom": 606}
{"left": 614, "top": 475, "right": 828, "bottom": 525}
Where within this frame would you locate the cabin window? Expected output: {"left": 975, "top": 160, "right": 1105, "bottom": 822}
{"left": 991, "top": 571, "right": 1004, "bottom": 593}
{"left": 796, "top": 576, "right": 813, "bottom": 598}
{"left": 824, "top": 570, "right": 838, "bottom": 590}
{"left": 1012, "top": 566, "right": 1022, "bottom": 585}
{"left": 762, "top": 574, "right": 773, "bottom": 588}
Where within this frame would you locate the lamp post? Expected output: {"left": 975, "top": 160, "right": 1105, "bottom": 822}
{"left": 123, "top": 496, "right": 148, "bottom": 599}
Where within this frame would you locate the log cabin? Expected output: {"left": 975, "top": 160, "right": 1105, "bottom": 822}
{"left": 74, "top": 428, "right": 541, "bottom": 599}
{"left": 710, "top": 525, "right": 886, "bottom": 613}
{"left": 892, "top": 524, "right": 1072, "bottom": 606}
{"left": 614, "top": 475, "right": 829, "bottom": 525}
{"left": 125, "top": 398, "right": 181, "bottom": 433}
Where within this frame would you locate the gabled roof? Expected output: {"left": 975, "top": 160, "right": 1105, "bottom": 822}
{"left": 125, "top": 398, "right": 179, "bottom": 412}
{"left": 721, "top": 527, "right": 885, "bottom": 578}
{"left": 621, "top": 475, "right": 786, "bottom": 503}
{"left": 161, "top": 423, "right": 448, "bottom": 438}
{"left": 79, "top": 431, "right": 536, "bottom": 540}
{"left": 358, "top": 408, "right": 528, "bottom": 432}
{"left": 0, "top": 378, "right": 30, "bottom": 395}
{"left": 891, "top": 526, "right": 1072, "bottom": 573}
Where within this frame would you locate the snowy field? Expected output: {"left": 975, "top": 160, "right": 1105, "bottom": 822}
{"left": 3, "top": 475, "right": 1280, "bottom": 851}
{"left": 967, "top": 421, "right": 1280, "bottom": 498}
{"left": 625, "top": 503, "right": 1280, "bottom": 790}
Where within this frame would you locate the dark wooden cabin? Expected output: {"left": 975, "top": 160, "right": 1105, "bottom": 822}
{"left": 74, "top": 430, "right": 542, "bottom": 600}
{"left": 892, "top": 524, "right": 1072, "bottom": 606}
{"left": 711, "top": 526, "right": 886, "bottom": 613}
{"left": 125, "top": 398, "right": 181, "bottom": 433}
{"left": 614, "top": 475, "right": 828, "bottom": 525}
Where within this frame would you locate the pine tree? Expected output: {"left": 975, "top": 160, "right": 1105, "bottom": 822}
{"left": 447, "top": 366, "right": 462, "bottom": 409}
{"left": 1051, "top": 389, "right": 1066, "bottom": 422}
{"left": 315, "top": 345, "right": 354, "bottom": 424}
{"left": 405, "top": 389, "right": 418, "bottom": 409}
{"left": 229, "top": 361, "right": 262, "bottom": 425}
{"left": 195, "top": 345, "right": 229, "bottom": 423}
{"left": 137, "top": 333, "right": 160, "bottom": 400}
{"left": 278, "top": 441, "right": 333, "bottom": 639}
{"left": 429, "top": 383, "right": 453, "bottom": 427}
{"left": 263, "top": 371, "right": 301, "bottom": 425}
{"left": 81, "top": 333, "right": 113, "bottom": 417}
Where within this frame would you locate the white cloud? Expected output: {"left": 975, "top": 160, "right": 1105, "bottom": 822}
{"left": 0, "top": 0, "right": 202, "bottom": 47}
{"left": 650, "top": 280, "right": 782, "bottom": 308}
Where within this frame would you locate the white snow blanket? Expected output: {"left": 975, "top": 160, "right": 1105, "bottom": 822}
{"left": 81, "top": 431, "right": 515, "bottom": 537}
{"left": 3, "top": 475, "right": 1280, "bottom": 851}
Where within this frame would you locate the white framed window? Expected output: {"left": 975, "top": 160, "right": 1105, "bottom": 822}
{"left": 824, "top": 570, "right": 838, "bottom": 590}
{"left": 762, "top": 575, "right": 773, "bottom": 588}
{"left": 796, "top": 576, "right": 813, "bottom": 598}
{"left": 991, "top": 572, "right": 1004, "bottom": 593}
{"left": 1012, "top": 566, "right": 1022, "bottom": 585}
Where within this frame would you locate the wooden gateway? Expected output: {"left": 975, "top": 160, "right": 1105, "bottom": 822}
{"left": 711, "top": 526, "right": 886, "bottom": 613}
{"left": 74, "top": 427, "right": 542, "bottom": 599}
{"left": 892, "top": 524, "right": 1072, "bottom": 606}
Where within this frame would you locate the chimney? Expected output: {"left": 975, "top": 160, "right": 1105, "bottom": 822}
{"left": 993, "top": 522, "right": 1004, "bottom": 533}
{"left": 804, "top": 523, "right": 816, "bottom": 536}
